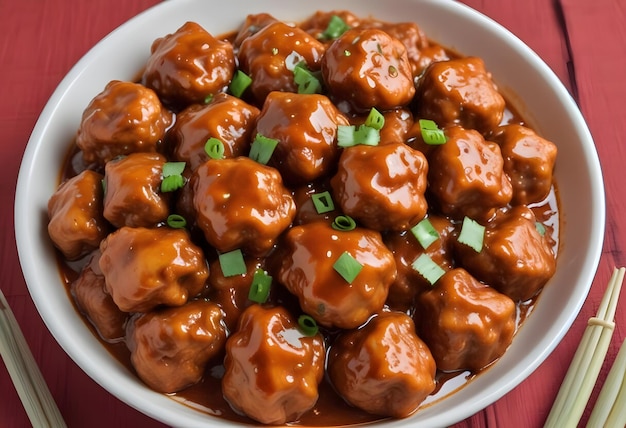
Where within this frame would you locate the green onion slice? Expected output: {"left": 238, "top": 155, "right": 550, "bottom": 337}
{"left": 249, "top": 134, "right": 279, "bottom": 165}
{"left": 333, "top": 251, "right": 363, "bottom": 283}
{"left": 364, "top": 108, "right": 385, "bottom": 130}
{"left": 337, "top": 124, "right": 380, "bottom": 147}
{"left": 229, "top": 70, "right": 252, "bottom": 98}
{"left": 411, "top": 253, "right": 446, "bottom": 285}
{"left": 332, "top": 215, "right": 356, "bottom": 231}
{"left": 458, "top": 216, "right": 485, "bottom": 252}
{"left": 161, "top": 175, "right": 185, "bottom": 193}
{"left": 298, "top": 315, "right": 319, "bottom": 336}
{"left": 321, "top": 15, "right": 351, "bottom": 40}
{"left": 419, "top": 119, "right": 447, "bottom": 145}
{"left": 218, "top": 249, "right": 247, "bottom": 277}
{"left": 248, "top": 269, "right": 272, "bottom": 303}
{"left": 166, "top": 214, "right": 187, "bottom": 229}
{"left": 293, "top": 62, "right": 322, "bottom": 94}
{"left": 205, "top": 137, "right": 225, "bottom": 160}
{"left": 162, "top": 161, "right": 186, "bottom": 178}
{"left": 535, "top": 221, "right": 546, "bottom": 236}
{"left": 311, "top": 191, "right": 335, "bottom": 214}
{"left": 410, "top": 218, "right": 440, "bottom": 250}
{"left": 204, "top": 94, "right": 214, "bottom": 104}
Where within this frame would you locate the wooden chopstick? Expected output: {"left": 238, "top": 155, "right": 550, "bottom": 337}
{"left": 544, "top": 266, "right": 625, "bottom": 428}
{"left": 587, "top": 337, "right": 626, "bottom": 428}
{"left": 0, "top": 289, "right": 66, "bottom": 428}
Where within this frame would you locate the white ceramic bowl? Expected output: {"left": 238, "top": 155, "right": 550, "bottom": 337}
{"left": 15, "top": 0, "right": 605, "bottom": 426}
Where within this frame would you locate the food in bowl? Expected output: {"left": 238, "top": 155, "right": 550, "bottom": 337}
{"left": 44, "top": 7, "right": 560, "bottom": 426}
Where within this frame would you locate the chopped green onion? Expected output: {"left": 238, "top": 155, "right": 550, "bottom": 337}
{"left": 458, "top": 216, "right": 485, "bottom": 252}
{"left": 311, "top": 191, "right": 335, "bottom": 214}
{"left": 229, "top": 70, "right": 252, "bottom": 98}
{"left": 249, "top": 133, "right": 279, "bottom": 165}
{"left": 337, "top": 124, "right": 380, "bottom": 147}
{"left": 205, "top": 137, "right": 225, "bottom": 160}
{"left": 248, "top": 269, "right": 272, "bottom": 303}
{"left": 535, "top": 221, "right": 546, "bottom": 236}
{"left": 161, "top": 175, "right": 185, "bottom": 192}
{"left": 321, "top": 15, "right": 351, "bottom": 40}
{"left": 388, "top": 65, "right": 398, "bottom": 78}
{"left": 218, "top": 249, "right": 247, "bottom": 277}
{"left": 332, "top": 215, "right": 356, "bottom": 231}
{"left": 419, "top": 119, "right": 447, "bottom": 145}
{"left": 166, "top": 214, "right": 187, "bottom": 229}
{"left": 411, "top": 253, "right": 446, "bottom": 285}
{"left": 204, "top": 94, "right": 214, "bottom": 104}
{"left": 364, "top": 108, "right": 385, "bottom": 130}
{"left": 293, "top": 62, "right": 322, "bottom": 94}
{"left": 410, "top": 218, "right": 440, "bottom": 249}
{"left": 162, "top": 161, "right": 186, "bottom": 177}
{"left": 298, "top": 314, "right": 319, "bottom": 336}
{"left": 344, "top": 49, "right": 351, "bottom": 57}
{"left": 333, "top": 251, "right": 363, "bottom": 283}
{"left": 271, "top": 47, "right": 279, "bottom": 55}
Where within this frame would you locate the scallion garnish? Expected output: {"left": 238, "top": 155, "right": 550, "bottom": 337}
{"left": 293, "top": 62, "right": 322, "bottom": 94}
{"left": 229, "top": 70, "right": 252, "bottom": 98}
{"left": 535, "top": 221, "right": 546, "bottom": 236}
{"left": 411, "top": 253, "right": 446, "bottom": 285}
{"left": 297, "top": 314, "right": 319, "bottom": 336}
{"left": 333, "top": 251, "right": 363, "bottom": 283}
{"left": 218, "top": 249, "right": 247, "bottom": 277}
{"left": 419, "top": 119, "right": 447, "bottom": 145}
{"left": 249, "top": 133, "right": 279, "bottom": 165}
{"left": 332, "top": 215, "right": 356, "bottom": 231}
{"left": 337, "top": 124, "right": 380, "bottom": 147}
{"left": 364, "top": 107, "right": 385, "bottom": 130}
{"left": 410, "top": 218, "right": 440, "bottom": 249}
{"left": 204, "top": 94, "right": 214, "bottom": 104}
{"left": 248, "top": 269, "right": 272, "bottom": 303}
{"left": 321, "top": 15, "right": 351, "bottom": 40}
{"left": 311, "top": 191, "right": 335, "bottom": 214}
{"left": 205, "top": 137, "right": 225, "bottom": 160}
{"left": 458, "top": 216, "right": 485, "bottom": 252}
{"left": 161, "top": 161, "right": 186, "bottom": 192}
{"left": 166, "top": 214, "right": 187, "bottom": 229}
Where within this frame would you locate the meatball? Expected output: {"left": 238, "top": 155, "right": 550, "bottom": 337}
{"left": 428, "top": 125, "right": 513, "bottom": 221}
{"left": 378, "top": 108, "right": 414, "bottom": 145}
{"left": 415, "top": 57, "right": 505, "bottom": 135}
{"left": 298, "top": 10, "right": 361, "bottom": 41}
{"left": 373, "top": 21, "right": 429, "bottom": 78}
{"left": 47, "top": 170, "right": 110, "bottom": 260}
{"left": 490, "top": 124, "right": 558, "bottom": 205}
{"left": 168, "top": 93, "right": 260, "bottom": 171}
{"left": 75, "top": 80, "right": 172, "bottom": 166}
{"left": 331, "top": 142, "right": 429, "bottom": 231}
{"left": 222, "top": 305, "right": 325, "bottom": 425}
{"left": 328, "top": 312, "right": 436, "bottom": 418}
{"left": 415, "top": 268, "right": 516, "bottom": 372}
{"left": 384, "top": 215, "right": 457, "bottom": 311}
{"left": 276, "top": 221, "right": 396, "bottom": 329}
{"left": 255, "top": 91, "right": 350, "bottom": 185}
{"left": 322, "top": 27, "right": 414, "bottom": 111}
{"left": 126, "top": 300, "right": 227, "bottom": 393}
{"left": 99, "top": 226, "right": 208, "bottom": 313}
{"left": 142, "top": 21, "right": 236, "bottom": 110}
{"left": 232, "top": 13, "right": 278, "bottom": 48}
{"left": 291, "top": 180, "right": 336, "bottom": 226}
{"left": 102, "top": 152, "right": 170, "bottom": 228}
{"left": 191, "top": 157, "right": 296, "bottom": 256}
{"left": 238, "top": 21, "right": 326, "bottom": 103}
{"left": 70, "top": 251, "right": 127, "bottom": 342}
{"left": 455, "top": 205, "right": 557, "bottom": 302}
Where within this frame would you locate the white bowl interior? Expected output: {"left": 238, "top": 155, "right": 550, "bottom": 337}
{"left": 14, "top": 0, "right": 604, "bottom": 426}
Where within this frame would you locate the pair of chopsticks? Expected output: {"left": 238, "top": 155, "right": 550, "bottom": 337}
{"left": 0, "top": 289, "right": 66, "bottom": 427}
{"left": 544, "top": 266, "right": 626, "bottom": 428}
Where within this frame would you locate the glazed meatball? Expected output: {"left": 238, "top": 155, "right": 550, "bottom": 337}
{"left": 291, "top": 180, "right": 336, "bottom": 226}
{"left": 75, "top": 80, "right": 172, "bottom": 165}
{"left": 48, "top": 170, "right": 110, "bottom": 260}
{"left": 191, "top": 157, "right": 296, "bottom": 256}
{"left": 428, "top": 125, "right": 513, "bottom": 221}
{"left": 168, "top": 93, "right": 260, "bottom": 171}
{"left": 70, "top": 251, "right": 127, "bottom": 342}
{"left": 238, "top": 21, "right": 326, "bottom": 103}
{"left": 276, "top": 221, "right": 396, "bottom": 329}
{"left": 490, "top": 124, "right": 558, "bottom": 205}
{"left": 255, "top": 91, "right": 350, "bottom": 185}
{"left": 416, "top": 57, "right": 505, "bottom": 135}
{"left": 102, "top": 152, "right": 170, "bottom": 228}
{"left": 222, "top": 305, "right": 325, "bottom": 425}
{"left": 331, "top": 142, "right": 428, "bottom": 231}
{"left": 374, "top": 21, "right": 429, "bottom": 78}
{"left": 378, "top": 108, "right": 414, "bottom": 145}
{"left": 232, "top": 13, "right": 278, "bottom": 48}
{"left": 142, "top": 21, "right": 236, "bottom": 109}
{"left": 126, "top": 300, "right": 227, "bottom": 393}
{"left": 384, "top": 215, "right": 456, "bottom": 311}
{"left": 455, "top": 206, "right": 556, "bottom": 302}
{"left": 328, "top": 312, "right": 436, "bottom": 418}
{"left": 322, "top": 27, "right": 414, "bottom": 111}
{"left": 99, "top": 227, "right": 208, "bottom": 313}
{"left": 415, "top": 268, "right": 516, "bottom": 372}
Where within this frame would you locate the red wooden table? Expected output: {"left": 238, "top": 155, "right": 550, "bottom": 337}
{"left": 1, "top": 0, "right": 625, "bottom": 426}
